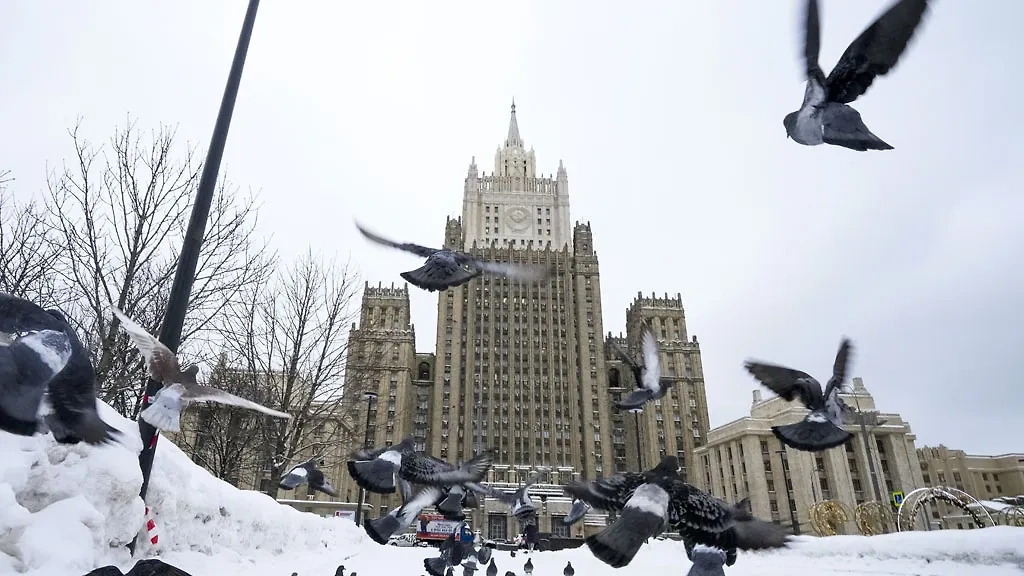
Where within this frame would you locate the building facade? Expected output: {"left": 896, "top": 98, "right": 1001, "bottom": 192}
{"left": 694, "top": 377, "right": 924, "bottom": 535}
{"left": 916, "top": 444, "right": 1024, "bottom": 529}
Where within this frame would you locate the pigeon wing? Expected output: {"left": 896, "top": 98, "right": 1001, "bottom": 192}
{"left": 614, "top": 388, "right": 654, "bottom": 410}
{"left": 110, "top": 305, "right": 181, "bottom": 382}
{"left": 821, "top": 338, "right": 854, "bottom": 401}
{"left": 667, "top": 480, "right": 734, "bottom": 534}
{"left": 278, "top": 465, "right": 309, "bottom": 490}
{"left": 356, "top": 221, "right": 440, "bottom": 258}
{"left": 744, "top": 360, "right": 823, "bottom": 409}
{"left": 825, "top": 0, "right": 931, "bottom": 104}
{"left": 563, "top": 473, "right": 646, "bottom": 512}
{"left": 181, "top": 385, "right": 292, "bottom": 420}
{"left": 462, "top": 258, "right": 551, "bottom": 283}
{"left": 803, "top": 0, "right": 827, "bottom": 84}
{"left": 638, "top": 327, "right": 661, "bottom": 393}
{"left": 402, "top": 451, "right": 493, "bottom": 486}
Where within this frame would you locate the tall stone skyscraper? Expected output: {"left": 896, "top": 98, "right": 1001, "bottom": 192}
{"left": 429, "top": 104, "right": 616, "bottom": 481}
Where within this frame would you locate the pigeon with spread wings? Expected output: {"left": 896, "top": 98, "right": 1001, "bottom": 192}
{"left": 110, "top": 306, "right": 292, "bottom": 433}
{"left": 347, "top": 437, "right": 494, "bottom": 493}
{"left": 783, "top": 0, "right": 931, "bottom": 151}
{"left": 278, "top": 458, "right": 338, "bottom": 497}
{"left": 745, "top": 338, "right": 855, "bottom": 452}
{"left": 356, "top": 222, "right": 551, "bottom": 292}
{"left": 364, "top": 478, "right": 444, "bottom": 544}
{"left": 610, "top": 325, "right": 676, "bottom": 410}
{"left": 0, "top": 293, "right": 118, "bottom": 444}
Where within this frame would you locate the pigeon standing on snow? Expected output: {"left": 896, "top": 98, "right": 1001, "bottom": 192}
{"left": 563, "top": 499, "right": 591, "bottom": 526}
{"left": 425, "top": 528, "right": 475, "bottom": 576}
{"left": 0, "top": 293, "right": 118, "bottom": 444}
{"left": 364, "top": 478, "right": 443, "bottom": 544}
{"left": 783, "top": 0, "right": 931, "bottom": 151}
{"left": 278, "top": 458, "right": 338, "bottom": 496}
{"left": 347, "top": 437, "right": 494, "bottom": 493}
{"left": 110, "top": 306, "right": 292, "bottom": 433}
{"left": 563, "top": 562, "right": 574, "bottom": 576}
{"left": 523, "top": 558, "right": 533, "bottom": 576}
{"left": 356, "top": 222, "right": 551, "bottom": 292}
{"left": 334, "top": 566, "right": 344, "bottom": 576}
{"left": 610, "top": 326, "right": 675, "bottom": 410}
{"left": 744, "top": 338, "right": 855, "bottom": 452}
{"left": 485, "top": 559, "right": 497, "bottom": 576}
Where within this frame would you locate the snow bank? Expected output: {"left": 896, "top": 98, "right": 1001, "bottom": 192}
{"left": 0, "top": 401, "right": 365, "bottom": 576}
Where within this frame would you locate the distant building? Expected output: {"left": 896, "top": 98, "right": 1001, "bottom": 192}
{"left": 694, "top": 377, "right": 923, "bottom": 535}
{"left": 916, "top": 444, "right": 1024, "bottom": 529}
{"left": 338, "top": 103, "right": 713, "bottom": 539}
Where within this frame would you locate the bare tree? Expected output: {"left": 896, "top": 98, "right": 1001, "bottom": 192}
{"left": 176, "top": 356, "right": 268, "bottom": 486}
{"left": 215, "top": 251, "right": 383, "bottom": 498}
{"left": 0, "top": 173, "right": 68, "bottom": 306}
{"left": 43, "top": 119, "right": 275, "bottom": 416}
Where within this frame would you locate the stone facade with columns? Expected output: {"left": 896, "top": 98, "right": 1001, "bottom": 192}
{"left": 694, "top": 378, "right": 925, "bottom": 535}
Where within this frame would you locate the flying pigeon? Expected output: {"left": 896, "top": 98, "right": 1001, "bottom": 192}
{"left": 483, "top": 475, "right": 540, "bottom": 533}
{"left": 686, "top": 544, "right": 727, "bottom": 576}
{"left": 523, "top": 558, "right": 533, "bottom": 576}
{"left": 0, "top": 329, "right": 73, "bottom": 437}
{"left": 356, "top": 222, "right": 551, "bottom": 292}
{"left": 783, "top": 0, "right": 931, "bottom": 151}
{"left": 681, "top": 497, "right": 790, "bottom": 566}
{"left": 563, "top": 562, "right": 574, "bottom": 576}
{"left": 745, "top": 338, "right": 855, "bottom": 452}
{"left": 110, "top": 305, "right": 291, "bottom": 433}
{"left": 425, "top": 527, "right": 475, "bottom": 576}
{"left": 485, "top": 559, "right": 497, "bottom": 576}
{"left": 347, "top": 437, "right": 494, "bottom": 493}
{"left": 567, "top": 456, "right": 769, "bottom": 568}
{"left": 364, "top": 478, "right": 443, "bottom": 545}
{"left": 611, "top": 326, "right": 675, "bottom": 410}
{"left": 278, "top": 458, "right": 338, "bottom": 496}
{"left": 436, "top": 482, "right": 491, "bottom": 520}
{"left": 0, "top": 293, "right": 118, "bottom": 444}
{"left": 563, "top": 499, "right": 591, "bottom": 526}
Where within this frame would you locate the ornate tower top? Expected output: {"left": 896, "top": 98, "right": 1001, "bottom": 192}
{"left": 505, "top": 99, "right": 523, "bottom": 149}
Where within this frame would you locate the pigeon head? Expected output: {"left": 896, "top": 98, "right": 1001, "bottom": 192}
{"left": 181, "top": 364, "right": 200, "bottom": 385}
{"left": 45, "top": 309, "right": 69, "bottom": 324}
{"left": 652, "top": 455, "right": 680, "bottom": 476}
{"left": 783, "top": 112, "right": 798, "bottom": 139}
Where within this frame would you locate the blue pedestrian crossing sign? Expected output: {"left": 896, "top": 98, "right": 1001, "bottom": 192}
{"left": 891, "top": 491, "right": 905, "bottom": 507}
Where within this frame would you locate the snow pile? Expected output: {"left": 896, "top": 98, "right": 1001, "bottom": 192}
{"left": 0, "top": 401, "right": 365, "bottom": 576}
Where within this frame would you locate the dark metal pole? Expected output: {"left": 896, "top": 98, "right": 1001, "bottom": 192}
{"left": 130, "top": 0, "right": 260, "bottom": 555}
{"left": 777, "top": 450, "right": 800, "bottom": 535}
{"left": 355, "top": 392, "right": 377, "bottom": 527}
{"left": 631, "top": 409, "right": 643, "bottom": 471}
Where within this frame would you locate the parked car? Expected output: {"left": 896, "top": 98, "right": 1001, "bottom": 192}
{"left": 387, "top": 533, "right": 419, "bottom": 547}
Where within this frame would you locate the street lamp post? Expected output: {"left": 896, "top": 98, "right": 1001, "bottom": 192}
{"left": 130, "top": 0, "right": 260, "bottom": 556}
{"left": 776, "top": 450, "right": 800, "bottom": 535}
{"left": 850, "top": 394, "right": 885, "bottom": 504}
{"left": 629, "top": 408, "right": 643, "bottom": 472}
{"left": 354, "top": 391, "right": 378, "bottom": 527}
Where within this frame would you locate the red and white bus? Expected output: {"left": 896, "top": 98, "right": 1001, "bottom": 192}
{"left": 416, "top": 514, "right": 467, "bottom": 542}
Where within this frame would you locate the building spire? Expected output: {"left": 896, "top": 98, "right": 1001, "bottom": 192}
{"left": 505, "top": 98, "right": 523, "bottom": 148}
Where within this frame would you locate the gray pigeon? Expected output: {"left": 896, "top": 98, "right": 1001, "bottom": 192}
{"left": 783, "top": 0, "right": 931, "bottom": 151}
{"left": 279, "top": 457, "right": 338, "bottom": 496}
{"left": 745, "top": 338, "right": 855, "bottom": 452}
{"left": 523, "top": 558, "right": 532, "bottom": 576}
{"left": 563, "top": 562, "right": 574, "bottom": 576}
{"left": 486, "top": 559, "right": 497, "bottom": 576}
{"left": 682, "top": 497, "right": 791, "bottom": 566}
{"left": 686, "top": 545, "right": 727, "bottom": 576}
{"left": 365, "top": 478, "right": 443, "bottom": 544}
{"left": 0, "top": 293, "right": 118, "bottom": 444}
{"left": 356, "top": 222, "right": 551, "bottom": 292}
{"left": 611, "top": 326, "right": 675, "bottom": 410}
{"left": 347, "top": 437, "right": 494, "bottom": 494}
{"left": 563, "top": 499, "right": 591, "bottom": 526}
{"left": 111, "top": 306, "right": 291, "bottom": 432}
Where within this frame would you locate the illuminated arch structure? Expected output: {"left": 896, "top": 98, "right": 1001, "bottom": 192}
{"left": 810, "top": 500, "right": 852, "bottom": 536}
{"left": 854, "top": 501, "right": 894, "bottom": 536}
{"left": 896, "top": 486, "right": 994, "bottom": 532}
{"left": 999, "top": 506, "right": 1024, "bottom": 527}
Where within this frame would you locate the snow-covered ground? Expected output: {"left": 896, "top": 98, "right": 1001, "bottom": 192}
{"left": 2, "top": 402, "right": 1023, "bottom": 576}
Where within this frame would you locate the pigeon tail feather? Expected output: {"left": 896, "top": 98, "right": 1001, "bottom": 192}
{"left": 424, "top": 557, "right": 448, "bottom": 576}
{"left": 140, "top": 402, "right": 182, "bottom": 433}
{"left": 772, "top": 418, "right": 852, "bottom": 452}
{"left": 438, "top": 491, "right": 466, "bottom": 520}
{"left": 347, "top": 458, "right": 399, "bottom": 494}
{"left": 364, "top": 513, "right": 402, "bottom": 545}
{"left": 585, "top": 505, "right": 664, "bottom": 568}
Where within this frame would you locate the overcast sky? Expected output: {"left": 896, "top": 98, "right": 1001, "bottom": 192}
{"left": 2, "top": 1, "right": 1022, "bottom": 456}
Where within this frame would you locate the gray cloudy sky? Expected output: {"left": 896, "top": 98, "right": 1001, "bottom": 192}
{"left": 2, "top": 1, "right": 1022, "bottom": 456}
